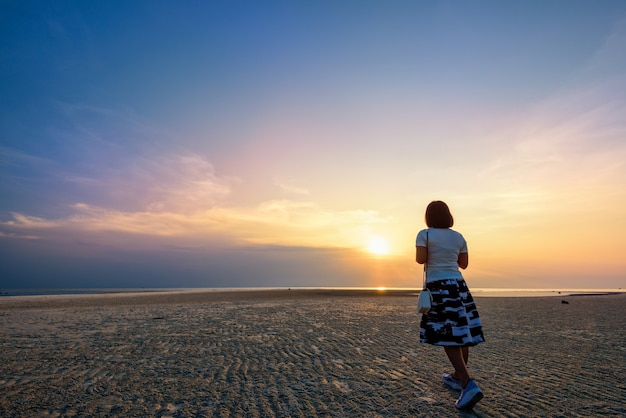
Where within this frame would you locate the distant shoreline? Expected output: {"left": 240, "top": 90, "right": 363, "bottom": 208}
{"left": 0, "top": 287, "right": 624, "bottom": 299}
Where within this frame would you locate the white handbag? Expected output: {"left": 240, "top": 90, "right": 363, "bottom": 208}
{"left": 417, "top": 275, "right": 432, "bottom": 314}
{"left": 417, "top": 231, "right": 432, "bottom": 314}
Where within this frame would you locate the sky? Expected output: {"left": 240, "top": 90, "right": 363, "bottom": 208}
{"left": 1, "top": 1, "right": 626, "bottom": 290}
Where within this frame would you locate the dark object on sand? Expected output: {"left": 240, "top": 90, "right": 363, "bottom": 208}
{"left": 561, "top": 300, "right": 569, "bottom": 304}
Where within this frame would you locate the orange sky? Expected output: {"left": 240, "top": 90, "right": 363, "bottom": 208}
{"left": 1, "top": 2, "right": 625, "bottom": 289}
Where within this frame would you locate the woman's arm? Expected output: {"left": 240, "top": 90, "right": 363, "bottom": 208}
{"left": 457, "top": 252, "right": 469, "bottom": 269}
{"left": 416, "top": 246, "right": 427, "bottom": 264}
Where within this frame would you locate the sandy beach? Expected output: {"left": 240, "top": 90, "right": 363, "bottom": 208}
{"left": 1, "top": 289, "right": 624, "bottom": 417}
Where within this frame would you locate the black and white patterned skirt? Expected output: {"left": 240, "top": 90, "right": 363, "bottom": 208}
{"left": 419, "top": 278, "right": 485, "bottom": 347}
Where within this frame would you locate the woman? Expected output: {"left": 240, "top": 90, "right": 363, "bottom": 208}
{"left": 415, "top": 200, "right": 485, "bottom": 410}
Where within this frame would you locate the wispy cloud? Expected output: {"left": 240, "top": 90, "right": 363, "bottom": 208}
{"left": 1, "top": 199, "right": 391, "bottom": 249}
{"left": 123, "top": 153, "right": 236, "bottom": 212}
{"left": 1, "top": 150, "right": 391, "bottom": 250}
{"left": 579, "top": 17, "right": 626, "bottom": 80}
{"left": 274, "top": 179, "right": 310, "bottom": 196}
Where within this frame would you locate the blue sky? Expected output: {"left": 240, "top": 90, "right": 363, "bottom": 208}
{"left": 1, "top": 1, "right": 626, "bottom": 289}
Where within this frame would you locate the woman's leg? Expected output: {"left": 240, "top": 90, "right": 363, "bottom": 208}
{"left": 444, "top": 347, "right": 470, "bottom": 388}
{"left": 447, "top": 347, "right": 470, "bottom": 375}
{"left": 462, "top": 346, "right": 469, "bottom": 364}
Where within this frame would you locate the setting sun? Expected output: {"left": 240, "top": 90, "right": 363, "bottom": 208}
{"left": 367, "top": 237, "right": 390, "bottom": 255}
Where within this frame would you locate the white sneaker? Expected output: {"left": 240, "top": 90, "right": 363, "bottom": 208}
{"left": 442, "top": 373, "right": 462, "bottom": 391}
{"left": 455, "top": 379, "right": 483, "bottom": 410}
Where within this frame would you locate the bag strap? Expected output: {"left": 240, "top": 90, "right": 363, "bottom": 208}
{"left": 422, "top": 230, "right": 429, "bottom": 288}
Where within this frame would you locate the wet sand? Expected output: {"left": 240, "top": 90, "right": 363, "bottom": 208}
{"left": 1, "top": 289, "right": 624, "bottom": 417}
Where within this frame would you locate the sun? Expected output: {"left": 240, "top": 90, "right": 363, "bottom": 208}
{"left": 367, "top": 236, "right": 390, "bottom": 256}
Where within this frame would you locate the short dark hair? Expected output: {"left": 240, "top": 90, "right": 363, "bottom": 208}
{"left": 425, "top": 200, "right": 454, "bottom": 228}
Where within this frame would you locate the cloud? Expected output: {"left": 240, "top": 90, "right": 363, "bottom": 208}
{"left": 42, "top": 102, "right": 234, "bottom": 210}
{"left": 2, "top": 115, "right": 393, "bottom": 250}
{"left": 274, "top": 179, "right": 310, "bottom": 195}
{"left": 1, "top": 194, "right": 391, "bottom": 252}
{"left": 471, "top": 17, "right": 626, "bottom": 199}
{"left": 0, "top": 230, "right": 39, "bottom": 240}
{"left": 128, "top": 153, "right": 235, "bottom": 212}
{"left": 580, "top": 17, "right": 626, "bottom": 80}
{"left": 6, "top": 200, "right": 386, "bottom": 245}
{"left": 0, "top": 147, "right": 51, "bottom": 167}
{"left": 477, "top": 70, "right": 626, "bottom": 190}
{"left": 58, "top": 151, "right": 236, "bottom": 213}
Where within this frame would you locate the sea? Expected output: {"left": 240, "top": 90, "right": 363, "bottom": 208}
{"left": 0, "top": 287, "right": 624, "bottom": 298}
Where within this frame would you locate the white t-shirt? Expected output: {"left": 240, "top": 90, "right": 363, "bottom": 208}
{"left": 415, "top": 227, "right": 468, "bottom": 281}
